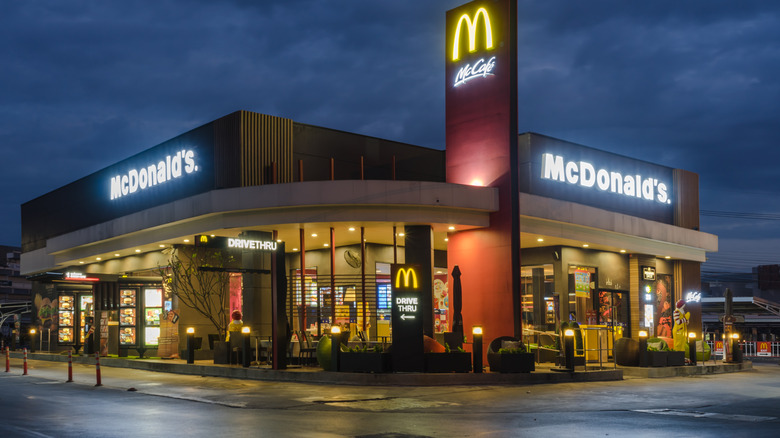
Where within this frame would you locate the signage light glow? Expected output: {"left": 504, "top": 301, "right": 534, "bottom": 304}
{"left": 452, "top": 7, "right": 493, "bottom": 61}
{"left": 110, "top": 149, "right": 198, "bottom": 200}
{"left": 685, "top": 291, "right": 701, "bottom": 303}
{"left": 541, "top": 153, "right": 671, "bottom": 204}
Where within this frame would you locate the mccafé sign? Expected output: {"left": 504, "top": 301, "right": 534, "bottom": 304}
{"left": 451, "top": 6, "right": 496, "bottom": 87}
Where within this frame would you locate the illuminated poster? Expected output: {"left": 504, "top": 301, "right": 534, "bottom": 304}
{"left": 654, "top": 274, "right": 673, "bottom": 338}
{"left": 574, "top": 269, "right": 590, "bottom": 298}
{"left": 433, "top": 273, "right": 449, "bottom": 333}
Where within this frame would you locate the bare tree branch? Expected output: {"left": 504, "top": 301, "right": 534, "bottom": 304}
{"left": 159, "top": 246, "right": 235, "bottom": 339}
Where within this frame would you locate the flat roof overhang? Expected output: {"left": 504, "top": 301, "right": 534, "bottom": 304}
{"left": 22, "top": 180, "right": 498, "bottom": 275}
{"left": 518, "top": 193, "right": 718, "bottom": 262}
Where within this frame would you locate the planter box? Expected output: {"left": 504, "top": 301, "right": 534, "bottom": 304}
{"left": 212, "top": 341, "right": 230, "bottom": 364}
{"left": 339, "top": 352, "right": 392, "bottom": 373}
{"left": 647, "top": 350, "right": 668, "bottom": 367}
{"left": 489, "top": 352, "right": 535, "bottom": 373}
{"left": 424, "top": 352, "right": 472, "bottom": 373}
{"left": 667, "top": 351, "right": 685, "bottom": 367}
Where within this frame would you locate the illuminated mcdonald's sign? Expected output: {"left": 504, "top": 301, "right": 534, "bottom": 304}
{"left": 395, "top": 267, "right": 419, "bottom": 289}
{"left": 452, "top": 7, "right": 493, "bottom": 61}
{"left": 199, "top": 235, "right": 209, "bottom": 244}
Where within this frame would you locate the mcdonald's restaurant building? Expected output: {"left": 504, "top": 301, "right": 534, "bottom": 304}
{"left": 21, "top": 0, "right": 716, "bottom": 366}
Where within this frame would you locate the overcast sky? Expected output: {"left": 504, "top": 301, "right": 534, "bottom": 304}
{"left": 2, "top": 1, "right": 780, "bottom": 274}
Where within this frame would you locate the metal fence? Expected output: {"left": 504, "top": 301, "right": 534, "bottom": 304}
{"left": 706, "top": 340, "right": 780, "bottom": 358}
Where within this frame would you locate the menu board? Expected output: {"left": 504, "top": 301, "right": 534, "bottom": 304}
{"left": 58, "top": 295, "right": 75, "bottom": 344}
{"left": 144, "top": 288, "right": 163, "bottom": 346}
{"left": 79, "top": 295, "right": 94, "bottom": 344}
{"left": 119, "top": 289, "right": 137, "bottom": 345}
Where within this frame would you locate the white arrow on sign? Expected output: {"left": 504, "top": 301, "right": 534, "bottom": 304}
{"left": 401, "top": 314, "right": 415, "bottom": 321}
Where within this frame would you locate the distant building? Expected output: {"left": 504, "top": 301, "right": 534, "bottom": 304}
{"left": 0, "top": 245, "right": 33, "bottom": 343}
{"left": 702, "top": 265, "right": 780, "bottom": 341}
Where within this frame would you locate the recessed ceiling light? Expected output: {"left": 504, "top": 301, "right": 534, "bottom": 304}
{"left": 135, "top": 249, "right": 141, "bottom": 253}
{"left": 348, "top": 227, "right": 355, "bottom": 231}
{"left": 292, "top": 248, "right": 298, "bottom": 251}
{"left": 448, "top": 226, "right": 455, "bottom": 230}
{"left": 323, "top": 243, "right": 329, "bottom": 247}
{"left": 620, "top": 249, "right": 626, "bottom": 253}
{"left": 96, "top": 257, "right": 101, "bottom": 261}
{"left": 159, "top": 244, "right": 165, "bottom": 248}
{"left": 665, "top": 256, "right": 671, "bottom": 259}
{"left": 79, "top": 261, "right": 84, "bottom": 264}
{"left": 210, "top": 234, "right": 215, "bottom": 237}
{"left": 537, "top": 238, "right": 544, "bottom": 242}
{"left": 183, "top": 239, "right": 190, "bottom": 243}
{"left": 444, "top": 238, "right": 449, "bottom": 242}
{"left": 114, "top": 253, "right": 120, "bottom": 257}
{"left": 311, "top": 233, "right": 318, "bottom": 238}
{"left": 398, "top": 233, "right": 405, "bottom": 237}
{"left": 582, "top": 244, "right": 589, "bottom": 248}
{"left": 277, "top": 239, "right": 282, "bottom": 243}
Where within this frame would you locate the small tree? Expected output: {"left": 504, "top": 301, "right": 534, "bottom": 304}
{"left": 159, "top": 245, "right": 235, "bottom": 340}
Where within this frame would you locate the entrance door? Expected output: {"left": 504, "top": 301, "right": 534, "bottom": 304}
{"left": 598, "top": 290, "right": 630, "bottom": 338}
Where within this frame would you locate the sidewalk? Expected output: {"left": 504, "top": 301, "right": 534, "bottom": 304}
{"left": 7, "top": 350, "right": 752, "bottom": 385}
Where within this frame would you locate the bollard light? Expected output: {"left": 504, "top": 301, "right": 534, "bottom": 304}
{"left": 331, "top": 326, "right": 341, "bottom": 372}
{"left": 638, "top": 330, "right": 648, "bottom": 367}
{"left": 29, "top": 329, "right": 37, "bottom": 353}
{"left": 688, "top": 332, "right": 697, "bottom": 366}
{"left": 186, "top": 327, "right": 195, "bottom": 364}
{"left": 242, "top": 326, "right": 251, "bottom": 368}
{"left": 472, "top": 326, "right": 483, "bottom": 373}
{"left": 564, "top": 329, "right": 575, "bottom": 372}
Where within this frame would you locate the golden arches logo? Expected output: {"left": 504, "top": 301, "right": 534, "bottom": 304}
{"left": 199, "top": 235, "right": 209, "bottom": 244}
{"left": 452, "top": 7, "right": 493, "bottom": 61}
{"left": 395, "top": 267, "right": 419, "bottom": 289}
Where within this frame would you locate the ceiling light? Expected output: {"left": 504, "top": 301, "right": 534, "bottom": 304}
{"left": 582, "top": 244, "right": 589, "bottom": 248}
{"left": 323, "top": 243, "right": 329, "bottom": 247}
{"left": 135, "top": 249, "right": 141, "bottom": 253}
{"left": 665, "top": 256, "right": 671, "bottom": 259}
{"left": 79, "top": 261, "right": 84, "bottom": 264}
{"left": 448, "top": 226, "right": 455, "bottom": 230}
{"left": 292, "top": 248, "right": 298, "bottom": 251}
{"left": 620, "top": 249, "right": 626, "bottom": 253}
{"left": 311, "top": 233, "right": 318, "bottom": 238}
{"left": 183, "top": 239, "right": 190, "bottom": 243}
{"left": 444, "top": 238, "right": 449, "bottom": 242}
{"left": 277, "top": 239, "right": 282, "bottom": 243}
{"left": 210, "top": 234, "right": 215, "bottom": 237}
{"left": 96, "top": 257, "right": 101, "bottom": 261}
{"left": 114, "top": 253, "right": 120, "bottom": 257}
{"left": 159, "top": 244, "right": 165, "bottom": 248}
{"left": 348, "top": 227, "right": 355, "bottom": 231}
{"left": 398, "top": 233, "right": 405, "bottom": 237}
{"left": 537, "top": 238, "right": 544, "bottom": 242}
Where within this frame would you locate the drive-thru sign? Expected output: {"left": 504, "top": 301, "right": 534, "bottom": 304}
{"left": 391, "top": 264, "right": 425, "bottom": 372}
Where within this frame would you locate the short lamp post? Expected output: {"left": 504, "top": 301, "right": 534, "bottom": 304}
{"left": 688, "top": 332, "right": 697, "bottom": 366}
{"left": 638, "top": 330, "right": 648, "bottom": 367}
{"left": 472, "top": 326, "right": 483, "bottom": 373}
{"left": 242, "top": 327, "right": 251, "bottom": 368}
{"left": 330, "top": 326, "right": 341, "bottom": 372}
{"left": 186, "top": 327, "right": 195, "bottom": 364}
{"left": 29, "top": 329, "right": 37, "bottom": 353}
{"left": 563, "top": 329, "right": 575, "bottom": 372}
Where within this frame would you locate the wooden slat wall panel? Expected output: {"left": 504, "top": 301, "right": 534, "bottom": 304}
{"left": 240, "top": 112, "right": 293, "bottom": 186}
{"left": 673, "top": 169, "right": 700, "bottom": 230}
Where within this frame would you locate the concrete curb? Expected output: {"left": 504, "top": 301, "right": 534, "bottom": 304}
{"left": 619, "top": 361, "right": 753, "bottom": 378}
{"left": 12, "top": 352, "right": 623, "bottom": 386}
